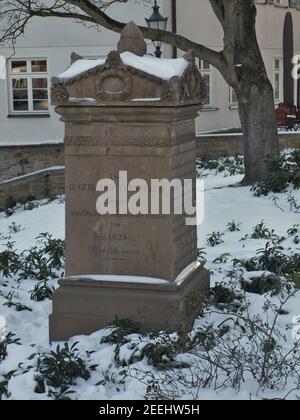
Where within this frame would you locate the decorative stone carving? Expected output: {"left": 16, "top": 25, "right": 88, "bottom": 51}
{"left": 161, "top": 76, "right": 182, "bottom": 102}
{"left": 50, "top": 77, "right": 69, "bottom": 106}
{"left": 104, "top": 50, "right": 125, "bottom": 69}
{"left": 181, "top": 64, "right": 205, "bottom": 102}
{"left": 96, "top": 51, "right": 134, "bottom": 101}
{"left": 161, "top": 63, "right": 205, "bottom": 103}
{"left": 70, "top": 52, "right": 83, "bottom": 65}
{"left": 97, "top": 68, "right": 134, "bottom": 102}
{"left": 50, "top": 27, "right": 204, "bottom": 105}
{"left": 117, "top": 21, "right": 147, "bottom": 57}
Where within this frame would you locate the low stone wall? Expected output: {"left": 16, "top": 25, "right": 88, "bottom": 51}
{"left": 1, "top": 132, "right": 299, "bottom": 207}
{"left": 1, "top": 132, "right": 299, "bottom": 183}
{"left": 0, "top": 167, "right": 65, "bottom": 210}
{"left": 0, "top": 143, "right": 64, "bottom": 182}
{"left": 196, "top": 132, "right": 300, "bottom": 159}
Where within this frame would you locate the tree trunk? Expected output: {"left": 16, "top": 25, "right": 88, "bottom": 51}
{"left": 237, "top": 79, "right": 279, "bottom": 184}
{"left": 231, "top": 0, "right": 279, "bottom": 185}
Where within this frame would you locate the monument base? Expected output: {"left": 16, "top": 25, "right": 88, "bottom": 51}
{"left": 49, "top": 263, "right": 210, "bottom": 342}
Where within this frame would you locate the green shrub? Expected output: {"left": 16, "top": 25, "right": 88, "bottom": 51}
{"left": 3, "top": 292, "right": 32, "bottom": 312}
{"left": 8, "top": 222, "right": 23, "bottom": 235}
{"left": 251, "top": 221, "right": 272, "bottom": 239}
{"left": 37, "top": 342, "right": 90, "bottom": 388}
{"left": 23, "top": 201, "right": 39, "bottom": 211}
{"left": 227, "top": 220, "right": 241, "bottom": 232}
{"left": 287, "top": 193, "right": 300, "bottom": 213}
{"left": 139, "top": 338, "right": 190, "bottom": 370}
{"left": 0, "top": 332, "right": 21, "bottom": 362}
{"left": 252, "top": 150, "right": 300, "bottom": 196}
{"left": 30, "top": 280, "right": 55, "bottom": 302}
{"left": 101, "top": 318, "right": 140, "bottom": 347}
{"left": 197, "top": 155, "right": 245, "bottom": 177}
{"left": 18, "top": 234, "right": 65, "bottom": 281}
{"left": 47, "top": 385, "right": 75, "bottom": 401}
{"left": 209, "top": 284, "right": 243, "bottom": 310}
{"left": 102, "top": 320, "right": 192, "bottom": 370}
{"left": 0, "top": 233, "right": 65, "bottom": 281}
{"left": 213, "top": 253, "right": 231, "bottom": 264}
{"left": 0, "top": 380, "right": 9, "bottom": 400}
{"left": 287, "top": 225, "right": 299, "bottom": 237}
{"left": 234, "top": 243, "right": 300, "bottom": 277}
{"left": 0, "top": 242, "right": 20, "bottom": 278}
{"left": 197, "top": 248, "right": 207, "bottom": 263}
{"left": 207, "top": 232, "right": 225, "bottom": 247}
{"left": 241, "top": 273, "right": 282, "bottom": 296}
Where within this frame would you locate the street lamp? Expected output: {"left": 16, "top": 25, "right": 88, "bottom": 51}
{"left": 145, "top": 0, "right": 168, "bottom": 58}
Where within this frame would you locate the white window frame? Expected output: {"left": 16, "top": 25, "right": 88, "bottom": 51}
{"left": 229, "top": 86, "right": 238, "bottom": 106}
{"left": 273, "top": 57, "right": 283, "bottom": 105}
{"left": 8, "top": 58, "right": 50, "bottom": 115}
{"left": 274, "top": 0, "right": 288, "bottom": 6}
{"left": 199, "top": 59, "right": 212, "bottom": 107}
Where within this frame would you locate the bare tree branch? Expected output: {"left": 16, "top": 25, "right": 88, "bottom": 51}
{"left": 209, "top": 0, "right": 225, "bottom": 27}
{"left": 0, "top": 0, "right": 227, "bottom": 73}
{"left": 64, "top": 0, "right": 227, "bottom": 71}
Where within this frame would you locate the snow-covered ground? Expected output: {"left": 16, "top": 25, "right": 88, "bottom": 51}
{"left": 0, "top": 166, "right": 300, "bottom": 400}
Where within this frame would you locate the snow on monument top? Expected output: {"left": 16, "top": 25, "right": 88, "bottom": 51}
{"left": 58, "top": 52, "right": 189, "bottom": 82}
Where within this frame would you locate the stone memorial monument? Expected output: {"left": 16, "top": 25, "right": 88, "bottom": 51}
{"left": 49, "top": 23, "right": 210, "bottom": 342}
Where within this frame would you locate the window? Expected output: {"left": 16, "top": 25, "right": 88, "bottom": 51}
{"left": 8, "top": 59, "right": 49, "bottom": 114}
{"left": 255, "top": 0, "right": 300, "bottom": 8}
{"left": 273, "top": 0, "right": 288, "bottom": 5}
{"left": 229, "top": 87, "right": 238, "bottom": 106}
{"left": 273, "top": 58, "right": 283, "bottom": 104}
{"left": 199, "top": 60, "right": 211, "bottom": 106}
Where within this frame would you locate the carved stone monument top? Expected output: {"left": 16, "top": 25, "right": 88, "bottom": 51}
{"left": 117, "top": 21, "right": 147, "bottom": 57}
{"left": 51, "top": 23, "right": 205, "bottom": 106}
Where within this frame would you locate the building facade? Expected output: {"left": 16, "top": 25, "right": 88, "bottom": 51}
{"left": 0, "top": 0, "right": 300, "bottom": 146}
{"left": 0, "top": 1, "right": 153, "bottom": 146}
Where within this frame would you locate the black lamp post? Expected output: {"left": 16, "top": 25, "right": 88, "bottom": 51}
{"left": 145, "top": 0, "right": 168, "bottom": 58}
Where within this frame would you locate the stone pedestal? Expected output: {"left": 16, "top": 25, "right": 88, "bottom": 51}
{"left": 49, "top": 24, "right": 210, "bottom": 342}
{"left": 49, "top": 264, "right": 209, "bottom": 341}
